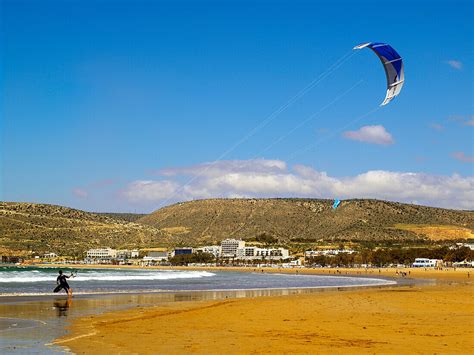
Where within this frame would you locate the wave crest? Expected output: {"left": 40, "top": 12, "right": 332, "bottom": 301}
{"left": 0, "top": 271, "right": 216, "bottom": 283}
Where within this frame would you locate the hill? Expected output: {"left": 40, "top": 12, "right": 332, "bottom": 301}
{"left": 2, "top": 199, "right": 473, "bottom": 257}
{"left": 138, "top": 198, "right": 474, "bottom": 245}
{"left": 0, "top": 202, "right": 165, "bottom": 256}
{"left": 97, "top": 212, "right": 148, "bottom": 223}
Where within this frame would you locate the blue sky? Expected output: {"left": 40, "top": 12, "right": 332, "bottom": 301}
{"left": 1, "top": 0, "right": 473, "bottom": 212}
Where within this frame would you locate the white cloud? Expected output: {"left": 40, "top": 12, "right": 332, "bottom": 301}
{"left": 122, "top": 180, "right": 179, "bottom": 202}
{"left": 121, "top": 159, "right": 474, "bottom": 210}
{"left": 158, "top": 159, "right": 287, "bottom": 177}
{"left": 430, "top": 123, "right": 444, "bottom": 131}
{"left": 72, "top": 188, "right": 88, "bottom": 199}
{"left": 72, "top": 179, "right": 116, "bottom": 200}
{"left": 343, "top": 125, "right": 394, "bottom": 145}
{"left": 448, "top": 114, "right": 473, "bottom": 126}
{"left": 446, "top": 60, "right": 463, "bottom": 70}
{"left": 451, "top": 152, "right": 474, "bottom": 163}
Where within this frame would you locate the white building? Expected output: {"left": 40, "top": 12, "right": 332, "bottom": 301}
{"left": 238, "top": 246, "right": 258, "bottom": 259}
{"left": 86, "top": 248, "right": 117, "bottom": 260}
{"left": 43, "top": 252, "right": 58, "bottom": 259}
{"left": 453, "top": 260, "right": 474, "bottom": 268}
{"left": 236, "top": 246, "right": 289, "bottom": 260}
{"left": 143, "top": 250, "right": 169, "bottom": 262}
{"left": 282, "top": 259, "right": 302, "bottom": 267}
{"left": 305, "top": 249, "right": 355, "bottom": 257}
{"left": 115, "top": 249, "right": 140, "bottom": 259}
{"left": 194, "top": 246, "right": 221, "bottom": 257}
{"left": 221, "top": 239, "right": 245, "bottom": 257}
{"left": 412, "top": 258, "right": 442, "bottom": 268}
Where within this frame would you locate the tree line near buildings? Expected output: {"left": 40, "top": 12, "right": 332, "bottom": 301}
{"left": 169, "top": 252, "right": 292, "bottom": 266}
{"left": 169, "top": 246, "right": 473, "bottom": 267}
{"left": 169, "top": 252, "right": 216, "bottom": 265}
{"left": 307, "top": 246, "right": 474, "bottom": 268}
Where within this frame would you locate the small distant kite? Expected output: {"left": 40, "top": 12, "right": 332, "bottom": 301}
{"left": 332, "top": 199, "right": 341, "bottom": 209}
{"left": 354, "top": 42, "right": 404, "bottom": 106}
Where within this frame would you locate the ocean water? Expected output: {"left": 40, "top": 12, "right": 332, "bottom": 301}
{"left": 0, "top": 266, "right": 395, "bottom": 296}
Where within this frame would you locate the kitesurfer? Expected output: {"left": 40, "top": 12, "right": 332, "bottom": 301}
{"left": 54, "top": 270, "right": 74, "bottom": 297}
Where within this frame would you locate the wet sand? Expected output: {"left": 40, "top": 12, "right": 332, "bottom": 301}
{"left": 55, "top": 267, "right": 473, "bottom": 354}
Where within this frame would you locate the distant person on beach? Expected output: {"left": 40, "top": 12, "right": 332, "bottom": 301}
{"left": 54, "top": 270, "right": 74, "bottom": 297}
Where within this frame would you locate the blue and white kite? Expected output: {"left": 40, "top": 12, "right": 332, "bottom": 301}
{"left": 332, "top": 199, "right": 341, "bottom": 209}
{"left": 354, "top": 42, "right": 404, "bottom": 106}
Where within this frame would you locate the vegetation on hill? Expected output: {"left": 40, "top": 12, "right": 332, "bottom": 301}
{"left": 1, "top": 199, "right": 473, "bottom": 257}
{"left": 0, "top": 202, "right": 165, "bottom": 256}
{"left": 97, "top": 212, "right": 147, "bottom": 223}
{"left": 138, "top": 198, "right": 474, "bottom": 245}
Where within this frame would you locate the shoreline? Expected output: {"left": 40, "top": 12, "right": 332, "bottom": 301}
{"left": 55, "top": 270, "right": 474, "bottom": 354}
{"left": 6, "top": 263, "right": 468, "bottom": 300}
{"left": 35, "top": 262, "right": 474, "bottom": 280}
{"left": 1, "top": 269, "right": 404, "bottom": 353}
{"left": 1, "top": 266, "right": 404, "bottom": 300}
{"left": 0, "top": 276, "right": 401, "bottom": 301}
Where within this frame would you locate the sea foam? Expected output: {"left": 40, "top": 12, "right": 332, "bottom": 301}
{"left": 0, "top": 270, "right": 216, "bottom": 283}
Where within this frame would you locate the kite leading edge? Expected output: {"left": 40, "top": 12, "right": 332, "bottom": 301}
{"left": 354, "top": 42, "right": 404, "bottom": 106}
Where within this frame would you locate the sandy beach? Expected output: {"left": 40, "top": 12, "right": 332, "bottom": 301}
{"left": 52, "top": 267, "right": 473, "bottom": 354}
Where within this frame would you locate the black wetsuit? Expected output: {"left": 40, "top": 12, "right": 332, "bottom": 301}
{"left": 54, "top": 274, "right": 70, "bottom": 293}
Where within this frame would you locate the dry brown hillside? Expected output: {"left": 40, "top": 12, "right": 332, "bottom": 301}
{"left": 138, "top": 198, "right": 474, "bottom": 245}
{"left": 2, "top": 199, "right": 472, "bottom": 256}
{"left": 0, "top": 202, "right": 165, "bottom": 256}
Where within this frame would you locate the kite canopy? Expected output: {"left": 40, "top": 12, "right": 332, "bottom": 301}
{"left": 354, "top": 42, "right": 404, "bottom": 106}
{"left": 332, "top": 199, "right": 341, "bottom": 209}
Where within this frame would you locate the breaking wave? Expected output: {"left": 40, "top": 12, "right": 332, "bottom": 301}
{"left": 0, "top": 270, "right": 216, "bottom": 283}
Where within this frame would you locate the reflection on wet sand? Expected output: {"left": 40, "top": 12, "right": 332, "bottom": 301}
{"left": 53, "top": 298, "right": 72, "bottom": 317}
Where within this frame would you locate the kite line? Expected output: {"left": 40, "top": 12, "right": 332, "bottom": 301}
{"left": 254, "top": 79, "right": 364, "bottom": 158}
{"left": 156, "top": 51, "right": 356, "bottom": 208}
{"left": 286, "top": 105, "right": 382, "bottom": 160}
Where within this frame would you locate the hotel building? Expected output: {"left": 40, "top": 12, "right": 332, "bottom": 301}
{"left": 86, "top": 247, "right": 117, "bottom": 260}
{"left": 236, "top": 246, "right": 290, "bottom": 260}
{"left": 221, "top": 239, "right": 246, "bottom": 257}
